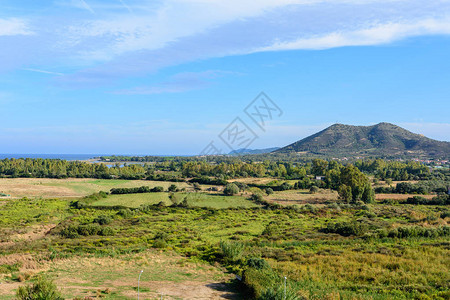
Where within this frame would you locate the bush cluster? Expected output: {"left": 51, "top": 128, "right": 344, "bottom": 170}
{"left": 110, "top": 186, "right": 163, "bottom": 194}
{"left": 406, "top": 194, "right": 450, "bottom": 205}
{"left": 60, "top": 224, "right": 115, "bottom": 238}
{"left": 380, "top": 226, "right": 450, "bottom": 239}
{"left": 16, "top": 276, "right": 63, "bottom": 300}
{"left": 323, "top": 221, "right": 368, "bottom": 236}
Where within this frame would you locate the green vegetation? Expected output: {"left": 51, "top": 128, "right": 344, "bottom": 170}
{"left": 224, "top": 183, "right": 240, "bottom": 196}
{"left": 275, "top": 122, "right": 450, "bottom": 159}
{"left": 1, "top": 153, "right": 449, "bottom": 299}
{"left": 90, "top": 192, "right": 256, "bottom": 209}
{"left": 1, "top": 187, "right": 448, "bottom": 299}
{"left": 110, "top": 185, "right": 164, "bottom": 194}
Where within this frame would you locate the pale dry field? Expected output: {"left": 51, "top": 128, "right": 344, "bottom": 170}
{"left": 267, "top": 189, "right": 339, "bottom": 204}
{"left": 227, "top": 177, "right": 279, "bottom": 185}
{"left": 375, "top": 193, "right": 434, "bottom": 200}
{"left": 0, "top": 178, "right": 189, "bottom": 199}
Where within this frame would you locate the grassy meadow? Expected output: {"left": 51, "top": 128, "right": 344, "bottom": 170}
{"left": 0, "top": 177, "right": 449, "bottom": 299}
{"left": 91, "top": 192, "right": 257, "bottom": 209}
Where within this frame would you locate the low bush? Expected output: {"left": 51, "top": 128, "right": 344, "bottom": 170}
{"left": 16, "top": 276, "right": 63, "bottom": 300}
{"left": 246, "top": 257, "right": 270, "bottom": 270}
{"left": 323, "top": 220, "right": 368, "bottom": 236}
{"left": 386, "top": 226, "right": 450, "bottom": 238}
{"left": 60, "top": 224, "right": 115, "bottom": 238}
{"left": 224, "top": 183, "right": 240, "bottom": 196}
{"left": 110, "top": 186, "right": 163, "bottom": 194}
{"left": 93, "top": 215, "right": 112, "bottom": 225}
{"left": 220, "top": 240, "right": 244, "bottom": 261}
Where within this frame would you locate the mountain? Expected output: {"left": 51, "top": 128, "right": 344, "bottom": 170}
{"left": 229, "top": 147, "right": 280, "bottom": 155}
{"left": 275, "top": 122, "right": 450, "bottom": 158}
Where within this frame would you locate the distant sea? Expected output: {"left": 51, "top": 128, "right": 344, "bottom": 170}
{"left": 0, "top": 154, "right": 103, "bottom": 161}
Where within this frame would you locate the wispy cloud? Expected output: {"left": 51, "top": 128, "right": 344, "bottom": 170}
{"left": 59, "top": 0, "right": 95, "bottom": 14}
{"left": 4, "top": 0, "right": 450, "bottom": 86}
{"left": 118, "top": 0, "right": 133, "bottom": 13}
{"left": 256, "top": 18, "right": 450, "bottom": 51}
{"left": 114, "top": 70, "right": 237, "bottom": 95}
{"left": 22, "top": 68, "right": 64, "bottom": 76}
{"left": 0, "top": 18, "right": 33, "bottom": 36}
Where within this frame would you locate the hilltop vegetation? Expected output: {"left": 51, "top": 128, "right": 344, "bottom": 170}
{"left": 276, "top": 122, "right": 450, "bottom": 159}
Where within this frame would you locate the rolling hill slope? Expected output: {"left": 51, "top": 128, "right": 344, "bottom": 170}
{"left": 275, "top": 122, "right": 450, "bottom": 158}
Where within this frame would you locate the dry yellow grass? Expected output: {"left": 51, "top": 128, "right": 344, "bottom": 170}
{"left": 0, "top": 250, "right": 238, "bottom": 299}
{"left": 227, "top": 177, "right": 278, "bottom": 185}
{"left": 375, "top": 193, "right": 434, "bottom": 200}
{"left": 267, "top": 189, "right": 339, "bottom": 204}
{"left": 0, "top": 178, "right": 189, "bottom": 199}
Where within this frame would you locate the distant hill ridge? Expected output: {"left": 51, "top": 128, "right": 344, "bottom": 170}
{"left": 275, "top": 122, "right": 450, "bottom": 158}
{"left": 229, "top": 147, "right": 280, "bottom": 155}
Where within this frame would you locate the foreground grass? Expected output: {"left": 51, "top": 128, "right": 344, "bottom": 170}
{"left": 0, "top": 192, "right": 449, "bottom": 299}
{"left": 0, "top": 250, "right": 237, "bottom": 299}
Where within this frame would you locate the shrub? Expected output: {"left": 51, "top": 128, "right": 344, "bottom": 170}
{"left": 232, "top": 181, "right": 249, "bottom": 191}
{"left": 303, "top": 204, "right": 317, "bottom": 214}
{"left": 153, "top": 239, "right": 168, "bottom": 248}
{"left": 60, "top": 223, "right": 115, "bottom": 238}
{"left": 441, "top": 211, "right": 450, "bottom": 219}
{"left": 338, "top": 184, "right": 352, "bottom": 202}
{"left": 224, "top": 183, "right": 239, "bottom": 196}
{"left": 219, "top": 240, "right": 244, "bottom": 261}
{"left": 309, "top": 186, "right": 319, "bottom": 194}
{"left": 242, "top": 267, "right": 278, "bottom": 299}
{"left": 258, "top": 286, "right": 301, "bottom": 300}
{"left": 279, "top": 182, "right": 292, "bottom": 191}
{"left": 265, "top": 188, "right": 274, "bottom": 195}
{"left": 250, "top": 193, "right": 264, "bottom": 202}
{"left": 16, "top": 276, "right": 63, "bottom": 300}
{"left": 323, "top": 221, "right": 368, "bottom": 236}
{"left": 59, "top": 225, "right": 79, "bottom": 238}
{"left": 93, "top": 215, "right": 112, "bottom": 225}
{"left": 117, "top": 208, "right": 134, "bottom": 218}
{"left": 168, "top": 184, "right": 178, "bottom": 192}
{"left": 99, "top": 227, "right": 115, "bottom": 236}
{"left": 386, "top": 226, "right": 449, "bottom": 239}
{"left": 110, "top": 186, "right": 163, "bottom": 194}
{"left": 246, "top": 257, "right": 270, "bottom": 270}
{"left": 151, "top": 186, "right": 164, "bottom": 193}
{"left": 326, "top": 202, "right": 341, "bottom": 210}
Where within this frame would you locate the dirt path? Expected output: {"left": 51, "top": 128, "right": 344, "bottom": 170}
{"left": 60, "top": 280, "right": 241, "bottom": 299}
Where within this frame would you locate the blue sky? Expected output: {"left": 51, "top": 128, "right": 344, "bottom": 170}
{"left": 1, "top": 0, "right": 450, "bottom": 155}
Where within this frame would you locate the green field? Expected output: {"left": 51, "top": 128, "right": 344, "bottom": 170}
{"left": 0, "top": 177, "right": 449, "bottom": 300}
{"left": 92, "top": 192, "right": 258, "bottom": 209}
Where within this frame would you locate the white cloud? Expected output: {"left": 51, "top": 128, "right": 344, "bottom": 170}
{"left": 64, "top": 0, "right": 366, "bottom": 61}
{"left": 22, "top": 68, "right": 64, "bottom": 76}
{"left": 56, "top": 0, "right": 95, "bottom": 13}
{"left": 256, "top": 18, "right": 450, "bottom": 51}
{"left": 4, "top": 0, "right": 450, "bottom": 84}
{"left": 0, "top": 18, "right": 33, "bottom": 36}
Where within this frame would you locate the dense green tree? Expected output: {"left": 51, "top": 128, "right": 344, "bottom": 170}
{"left": 224, "top": 183, "right": 239, "bottom": 196}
